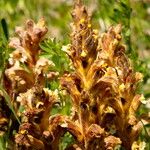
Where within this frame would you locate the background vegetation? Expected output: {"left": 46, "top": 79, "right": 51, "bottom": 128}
{"left": 0, "top": 0, "right": 150, "bottom": 149}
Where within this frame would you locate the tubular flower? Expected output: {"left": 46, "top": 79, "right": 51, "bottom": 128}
{"left": 15, "top": 87, "right": 59, "bottom": 149}
{"left": 2, "top": 19, "right": 59, "bottom": 149}
{"left": 4, "top": 18, "right": 49, "bottom": 98}
{"left": 59, "top": 0, "right": 145, "bottom": 149}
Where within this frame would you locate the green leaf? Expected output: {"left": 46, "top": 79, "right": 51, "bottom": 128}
{"left": 1, "top": 19, "right": 9, "bottom": 41}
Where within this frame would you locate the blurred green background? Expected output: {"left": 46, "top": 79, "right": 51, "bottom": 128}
{"left": 0, "top": 0, "right": 150, "bottom": 149}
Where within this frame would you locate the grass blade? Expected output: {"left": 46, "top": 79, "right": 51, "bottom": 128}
{"left": 1, "top": 19, "right": 9, "bottom": 41}
{"left": 0, "top": 85, "right": 21, "bottom": 124}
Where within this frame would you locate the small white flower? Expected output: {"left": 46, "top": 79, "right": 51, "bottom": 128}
{"left": 139, "top": 94, "right": 146, "bottom": 104}
{"left": 62, "top": 44, "right": 71, "bottom": 55}
{"left": 8, "top": 58, "right": 14, "bottom": 65}
{"left": 60, "top": 123, "right": 68, "bottom": 128}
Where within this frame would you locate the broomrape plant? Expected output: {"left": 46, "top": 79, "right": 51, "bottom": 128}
{"left": 0, "top": 0, "right": 149, "bottom": 150}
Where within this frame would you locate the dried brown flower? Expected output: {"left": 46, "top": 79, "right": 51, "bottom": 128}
{"left": 2, "top": 19, "right": 59, "bottom": 149}
{"left": 59, "top": 0, "right": 145, "bottom": 149}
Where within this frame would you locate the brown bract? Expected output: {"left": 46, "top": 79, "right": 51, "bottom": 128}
{"left": 60, "top": 0, "right": 145, "bottom": 149}
{"left": 2, "top": 19, "right": 59, "bottom": 149}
